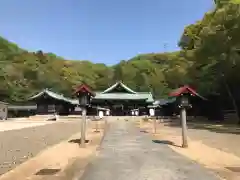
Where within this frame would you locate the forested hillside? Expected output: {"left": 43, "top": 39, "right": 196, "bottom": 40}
{"left": 1, "top": 2, "right": 240, "bottom": 108}
{"left": 179, "top": 3, "right": 240, "bottom": 108}
{"left": 0, "top": 38, "right": 186, "bottom": 102}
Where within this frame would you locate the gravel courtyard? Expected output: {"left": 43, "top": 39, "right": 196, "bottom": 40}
{"left": 0, "top": 120, "right": 81, "bottom": 176}
{"left": 162, "top": 121, "right": 240, "bottom": 158}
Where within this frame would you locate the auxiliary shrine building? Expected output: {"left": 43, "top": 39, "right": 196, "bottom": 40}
{"left": 28, "top": 81, "right": 154, "bottom": 116}
{"left": 28, "top": 89, "right": 78, "bottom": 115}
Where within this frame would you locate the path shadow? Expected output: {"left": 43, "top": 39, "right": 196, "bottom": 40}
{"left": 93, "top": 130, "right": 101, "bottom": 133}
{"left": 35, "top": 168, "right": 61, "bottom": 175}
{"left": 225, "top": 166, "right": 240, "bottom": 173}
{"left": 68, "top": 138, "right": 89, "bottom": 144}
{"left": 152, "top": 139, "right": 181, "bottom": 148}
{"left": 140, "top": 129, "right": 148, "bottom": 133}
{"left": 164, "top": 120, "right": 240, "bottom": 135}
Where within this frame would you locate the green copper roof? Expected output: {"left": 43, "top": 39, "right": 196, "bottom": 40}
{"left": 147, "top": 105, "right": 159, "bottom": 108}
{"left": 93, "top": 92, "right": 154, "bottom": 102}
{"left": 153, "top": 98, "right": 176, "bottom": 106}
{"left": 94, "top": 82, "right": 154, "bottom": 103}
{"left": 29, "top": 89, "right": 79, "bottom": 105}
{"left": 102, "top": 81, "right": 137, "bottom": 94}
{"left": 28, "top": 82, "right": 154, "bottom": 105}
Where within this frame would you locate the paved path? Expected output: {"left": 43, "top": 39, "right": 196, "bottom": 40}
{"left": 79, "top": 120, "right": 219, "bottom": 180}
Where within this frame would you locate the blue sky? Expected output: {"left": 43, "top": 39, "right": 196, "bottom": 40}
{"left": 0, "top": 0, "right": 213, "bottom": 65}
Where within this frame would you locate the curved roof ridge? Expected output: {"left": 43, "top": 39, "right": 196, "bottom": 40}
{"left": 102, "top": 81, "right": 137, "bottom": 94}
{"left": 28, "top": 89, "right": 79, "bottom": 105}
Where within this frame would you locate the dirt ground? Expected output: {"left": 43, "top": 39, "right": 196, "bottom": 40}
{"left": 0, "top": 119, "right": 106, "bottom": 180}
{"left": 163, "top": 120, "right": 240, "bottom": 158}
{"left": 137, "top": 119, "right": 240, "bottom": 180}
{"left": 0, "top": 120, "right": 55, "bottom": 132}
{"left": 0, "top": 120, "right": 82, "bottom": 175}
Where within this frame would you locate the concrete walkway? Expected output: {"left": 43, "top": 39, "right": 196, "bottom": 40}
{"left": 79, "top": 120, "right": 219, "bottom": 180}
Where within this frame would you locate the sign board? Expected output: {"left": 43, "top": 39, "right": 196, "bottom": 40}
{"left": 99, "top": 111, "right": 104, "bottom": 119}
{"left": 131, "top": 111, "right": 134, "bottom": 116}
{"left": 54, "top": 113, "right": 59, "bottom": 121}
{"left": 135, "top": 110, "right": 139, "bottom": 116}
{"left": 149, "top": 108, "right": 155, "bottom": 117}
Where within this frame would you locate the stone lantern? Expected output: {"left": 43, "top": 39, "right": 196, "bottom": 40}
{"left": 75, "top": 84, "right": 95, "bottom": 147}
{"left": 169, "top": 85, "right": 204, "bottom": 148}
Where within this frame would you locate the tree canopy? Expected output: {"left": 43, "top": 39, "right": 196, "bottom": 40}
{"left": 0, "top": 39, "right": 186, "bottom": 102}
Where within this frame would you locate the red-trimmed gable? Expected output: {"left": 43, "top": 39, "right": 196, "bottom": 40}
{"left": 169, "top": 85, "right": 196, "bottom": 97}
{"left": 169, "top": 85, "right": 206, "bottom": 100}
{"left": 74, "top": 84, "right": 95, "bottom": 96}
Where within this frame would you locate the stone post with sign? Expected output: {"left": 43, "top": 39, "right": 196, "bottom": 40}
{"left": 97, "top": 110, "right": 104, "bottom": 132}
{"left": 135, "top": 109, "right": 139, "bottom": 116}
{"left": 149, "top": 108, "right": 156, "bottom": 133}
{"left": 105, "top": 109, "right": 110, "bottom": 127}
